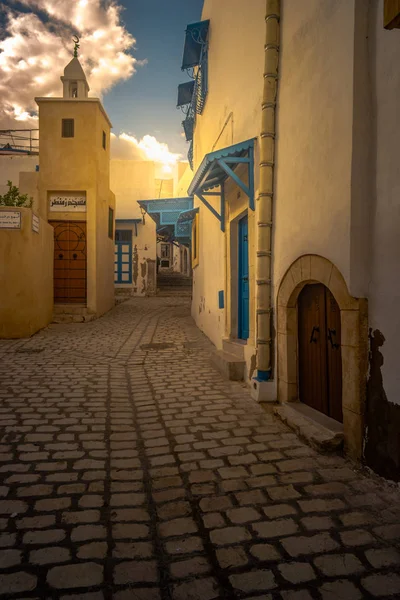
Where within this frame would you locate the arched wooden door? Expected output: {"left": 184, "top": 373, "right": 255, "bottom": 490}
{"left": 298, "top": 284, "right": 343, "bottom": 422}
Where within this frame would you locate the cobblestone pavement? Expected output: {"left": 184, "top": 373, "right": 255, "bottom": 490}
{"left": 1, "top": 296, "right": 400, "bottom": 600}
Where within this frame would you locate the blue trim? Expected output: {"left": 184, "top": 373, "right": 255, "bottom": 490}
{"left": 138, "top": 197, "right": 193, "bottom": 244}
{"left": 218, "top": 290, "right": 224, "bottom": 309}
{"left": 181, "top": 20, "right": 210, "bottom": 70}
{"left": 177, "top": 207, "right": 199, "bottom": 224}
{"left": 256, "top": 370, "right": 271, "bottom": 382}
{"left": 187, "top": 139, "right": 255, "bottom": 230}
{"left": 114, "top": 240, "right": 132, "bottom": 284}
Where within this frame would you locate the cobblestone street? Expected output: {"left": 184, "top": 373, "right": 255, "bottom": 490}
{"left": 1, "top": 296, "right": 400, "bottom": 599}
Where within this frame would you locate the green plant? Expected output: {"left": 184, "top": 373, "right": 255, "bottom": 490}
{"left": 0, "top": 180, "right": 33, "bottom": 207}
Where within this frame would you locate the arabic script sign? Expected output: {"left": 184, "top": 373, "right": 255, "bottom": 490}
{"left": 49, "top": 192, "right": 87, "bottom": 212}
{"left": 0, "top": 211, "right": 21, "bottom": 229}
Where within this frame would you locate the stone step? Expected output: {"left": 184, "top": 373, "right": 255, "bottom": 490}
{"left": 210, "top": 350, "right": 245, "bottom": 381}
{"left": 222, "top": 338, "right": 246, "bottom": 359}
{"left": 274, "top": 402, "right": 344, "bottom": 453}
{"left": 53, "top": 305, "right": 97, "bottom": 324}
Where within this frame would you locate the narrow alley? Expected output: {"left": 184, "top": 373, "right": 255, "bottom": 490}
{"left": 0, "top": 297, "right": 400, "bottom": 599}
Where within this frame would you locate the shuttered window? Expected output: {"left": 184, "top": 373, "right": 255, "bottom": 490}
{"left": 62, "top": 119, "right": 74, "bottom": 138}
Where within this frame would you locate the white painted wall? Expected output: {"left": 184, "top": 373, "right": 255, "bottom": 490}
{"left": 191, "top": 0, "right": 265, "bottom": 356}
{"left": 274, "top": 0, "right": 356, "bottom": 298}
{"left": 368, "top": 1, "right": 400, "bottom": 404}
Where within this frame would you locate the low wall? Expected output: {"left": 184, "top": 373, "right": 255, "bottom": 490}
{"left": 0, "top": 207, "right": 53, "bottom": 338}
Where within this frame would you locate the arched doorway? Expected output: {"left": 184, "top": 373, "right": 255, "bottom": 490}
{"left": 298, "top": 283, "right": 342, "bottom": 422}
{"left": 276, "top": 254, "right": 368, "bottom": 459}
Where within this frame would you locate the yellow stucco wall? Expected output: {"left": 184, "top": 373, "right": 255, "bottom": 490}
{"left": 274, "top": 0, "right": 356, "bottom": 300}
{"left": 110, "top": 160, "right": 157, "bottom": 296}
{"left": 190, "top": 0, "right": 264, "bottom": 377}
{"left": 0, "top": 207, "right": 53, "bottom": 338}
{"left": 36, "top": 97, "right": 114, "bottom": 317}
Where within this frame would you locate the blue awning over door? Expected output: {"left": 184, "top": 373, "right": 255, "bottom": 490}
{"left": 187, "top": 138, "right": 256, "bottom": 232}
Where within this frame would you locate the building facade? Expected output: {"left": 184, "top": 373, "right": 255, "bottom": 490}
{"left": 182, "top": 0, "right": 400, "bottom": 478}
{"left": 35, "top": 55, "right": 116, "bottom": 320}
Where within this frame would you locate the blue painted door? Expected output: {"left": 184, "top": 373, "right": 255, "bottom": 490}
{"left": 114, "top": 231, "right": 132, "bottom": 284}
{"left": 238, "top": 215, "right": 249, "bottom": 339}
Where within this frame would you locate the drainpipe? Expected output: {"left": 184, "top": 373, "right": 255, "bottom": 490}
{"left": 255, "top": 0, "right": 280, "bottom": 382}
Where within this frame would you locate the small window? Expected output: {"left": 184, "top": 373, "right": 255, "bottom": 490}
{"left": 102, "top": 131, "right": 106, "bottom": 150}
{"left": 108, "top": 207, "right": 114, "bottom": 239}
{"left": 70, "top": 82, "right": 78, "bottom": 98}
{"left": 62, "top": 119, "right": 74, "bottom": 138}
{"left": 115, "top": 229, "right": 132, "bottom": 243}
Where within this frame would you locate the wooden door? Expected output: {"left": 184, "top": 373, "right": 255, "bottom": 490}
{"left": 298, "top": 284, "right": 342, "bottom": 422}
{"left": 238, "top": 215, "right": 249, "bottom": 339}
{"left": 51, "top": 221, "right": 87, "bottom": 304}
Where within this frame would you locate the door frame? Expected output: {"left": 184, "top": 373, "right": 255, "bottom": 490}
{"left": 277, "top": 254, "right": 368, "bottom": 459}
{"left": 238, "top": 214, "right": 249, "bottom": 340}
{"left": 50, "top": 219, "right": 87, "bottom": 305}
{"left": 229, "top": 210, "right": 248, "bottom": 339}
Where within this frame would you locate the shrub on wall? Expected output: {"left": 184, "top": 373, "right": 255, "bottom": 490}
{"left": 0, "top": 180, "right": 33, "bottom": 207}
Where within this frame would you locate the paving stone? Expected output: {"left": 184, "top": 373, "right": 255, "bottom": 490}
{"left": 23, "top": 529, "right": 65, "bottom": 544}
{"left": 159, "top": 517, "right": 197, "bottom": 537}
{"left": 210, "top": 526, "right": 251, "bottom": 545}
{"left": 235, "top": 489, "right": 267, "bottom": 506}
{"left": 77, "top": 542, "right": 107, "bottom": 559}
{"left": 361, "top": 573, "right": 400, "bottom": 597}
{"left": 113, "top": 589, "right": 160, "bottom": 600}
{"left": 278, "top": 562, "right": 316, "bottom": 583}
{"left": 282, "top": 533, "right": 339, "bottom": 557}
{"left": 35, "top": 497, "right": 71, "bottom": 511}
{"left": 226, "top": 507, "right": 261, "bottom": 524}
{"left": 373, "top": 523, "right": 400, "bottom": 540}
{"left": 229, "top": 570, "right": 277, "bottom": 593}
{"left": 0, "top": 572, "right": 37, "bottom": 594}
{"left": 173, "top": 577, "right": 219, "bottom": 600}
{"left": 114, "top": 560, "right": 158, "bottom": 584}
{"left": 165, "top": 536, "right": 204, "bottom": 555}
{"left": 200, "top": 496, "right": 233, "bottom": 512}
{"left": 365, "top": 546, "right": 400, "bottom": 568}
{"left": 113, "top": 541, "right": 154, "bottom": 559}
{"left": 319, "top": 579, "right": 363, "bottom": 600}
{"left": 216, "top": 546, "right": 248, "bottom": 569}
{"left": 301, "top": 515, "right": 335, "bottom": 531}
{"left": 71, "top": 525, "right": 106, "bottom": 542}
{"left": 314, "top": 552, "right": 365, "bottom": 576}
{"left": 253, "top": 518, "right": 298, "bottom": 538}
{"left": 0, "top": 549, "right": 21, "bottom": 568}
{"left": 250, "top": 543, "right": 281, "bottom": 561}
{"left": 339, "top": 528, "right": 376, "bottom": 546}
{"left": 30, "top": 546, "right": 70, "bottom": 564}
{"left": 280, "top": 591, "right": 313, "bottom": 600}
{"left": 47, "top": 563, "right": 103, "bottom": 588}
{"left": 170, "top": 556, "right": 211, "bottom": 578}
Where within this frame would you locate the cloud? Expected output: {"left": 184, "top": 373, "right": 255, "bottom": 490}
{"left": 0, "top": 0, "right": 137, "bottom": 128}
{"left": 111, "top": 133, "right": 182, "bottom": 175}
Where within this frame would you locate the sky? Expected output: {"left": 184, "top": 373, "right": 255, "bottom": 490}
{"left": 0, "top": 0, "right": 204, "bottom": 165}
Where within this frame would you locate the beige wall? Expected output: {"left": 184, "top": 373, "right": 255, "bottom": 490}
{"left": 0, "top": 207, "right": 53, "bottom": 338}
{"left": 115, "top": 220, "right": 157, "bottom": 296}
{"left": 111, "top": 160, "right": 157, "bottom": 296}
{"left": 111, "top": 160, "right": 156, "bottom": 219}
{"left": 191, "top": 0, "right": 264, "bottom": 375}
{"left": 0, "top": 156, "right": 38, "bottom": 196}
{"left": 274, "top": 0, "right": 356, "bottom": 301}
{"left": 36, "top": 97, "right": 114, "bottom": 317}
{"left": 368, "top": 1, "right": 400, "bottom": 405}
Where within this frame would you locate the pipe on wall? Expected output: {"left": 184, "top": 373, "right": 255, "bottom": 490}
{"left": 255, "top": 0, "right": 280, "bottom": 381}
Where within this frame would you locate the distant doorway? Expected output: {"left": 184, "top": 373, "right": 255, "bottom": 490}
{"left": 298, "top": 283, "right": 343, "bottom": 422}
{"left": 50, "top": 221, "right": 87, "bottom": 304}
{"left": 238, "top": 215, "right": 249, "bottom": 340}
{"left": 115, "top": 229, "right": 132, "bottom": 284}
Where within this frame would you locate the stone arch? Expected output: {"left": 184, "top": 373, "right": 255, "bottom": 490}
{"left": 276, "top": 254, "right": 368, "bottom": 459}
